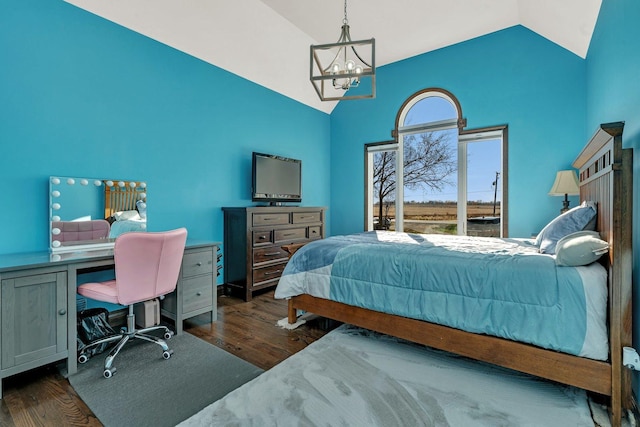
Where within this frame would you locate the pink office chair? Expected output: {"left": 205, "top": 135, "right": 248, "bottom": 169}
{"left": 77, "top": 228, "right": 188, "bottom": 378}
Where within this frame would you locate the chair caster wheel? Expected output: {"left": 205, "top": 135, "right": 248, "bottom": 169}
{"left": 103, "top": 367, "right": 116, "bottom": 378}
{"left": 78, "top": 354, "right": 89, "bottom": 364}
{"left": 164, "top": 331, "right": 174, "bottom": 340}
{"left": 162, "top": 350, "right": 173, "bottom": 360}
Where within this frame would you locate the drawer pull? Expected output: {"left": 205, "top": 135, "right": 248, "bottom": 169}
{"left": 196, "top": 292, "right": 202, "bottom": 296}
{"left": 58, "top": 309, "right": 67, "bottom": 316}
{"left": 259, "top": 235, "right": 267, "bottom": 240}
{"left": 264, "top": 252, "right": 281, "bottom": 256}
{"left": 311, "top": 230, "right": 317, "bottom": 234}
{"left": 196, "top": 262, "right": 203, "bottom": 266}
{"left": 283, "top": 233, "right": 296, "bottom": 237}
{"left": 264, "top": 270, "right": 282, "bottom": 276}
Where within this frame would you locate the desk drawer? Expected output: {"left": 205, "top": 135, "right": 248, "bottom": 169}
{"left": 182, "top": 250, "right": 214, "bottom": 278}
{"left": 292, "top": 211, "right": 322, "bottom": 224}
{"left": 182, "top": 275, "right": 213, "bottom": 313}
{"left": 253, "top": 264, "right": 285, "bottom": 285}
{"left": 274, "top": 228, "right": 306, "bottom": 243}
{"left": 253, "top": 247, "right": 289, "bottom": 264}
{"left": 253, "top": 213, "right": 289, "bottom": 227}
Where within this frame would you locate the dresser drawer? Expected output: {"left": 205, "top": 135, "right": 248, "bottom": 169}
{"left": 182, "top": 250, "right": 214, "bottom": 278}
{"left": 308, "top": 226, "right": 322, "bottom": 239}
{"left": 253, "top": 247, "right": 289, "bottom": 264}
{"left": 292, "top": 211, "right": 322, "bottom": 224}
{"left": 274, "top": 227, "right": 306, "bottom": 243}
{"left": 253, "top": 213, "right": 290, "bottom": 227}
{"left": 182, "top": 275, "right": 213, "bottom": 313}
{"left": 253, "top": 264, "right": 285, "bottom": 285}
{"left": 253, "top": 230, "right": 273, "bottom": 246}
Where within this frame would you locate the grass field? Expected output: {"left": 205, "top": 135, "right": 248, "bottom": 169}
{"left": 374, "top": 203, "right": 501, "bottom": 236}
{"left": 376, "top": 202, "right": 500, "bottom": 221}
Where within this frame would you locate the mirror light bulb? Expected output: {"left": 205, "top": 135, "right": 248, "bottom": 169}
{"left": 51, "top": 190, "right": 60, "bottom": 198}
{"left": 118, "top": 181, "right": 125, "bottom": 187}
{"left": 106, "top": 181, "right": 113, "bottom": 187}
{"left": 140, "top": 182, "right": 147, "bottom": 188}
{"left": 51, "top": 177, "right": 60, "bottom": 185}
{"left": 52, "top": 203, "right": 61, "bottom": 210}
{"left": 80, "top": 179, "right": 88, "bottom": 186}
{"left": 52, "top": 240, "right": 61, "bottom": 248}
{"left": 52, "top": 215, "right": 61, "bottom": 221}
{"left": 129, "top": 181, "right": 137, "bottom": 188}
{"left": 52, "top": 228, "right": 61, "bottom": 235}
{"left": 66, "top": 178, "right": 75, "bottom": 185}
{"left": 94, "top": 180, "right": 102, "bottom": 186}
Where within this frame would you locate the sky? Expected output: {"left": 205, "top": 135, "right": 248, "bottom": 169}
{"left": 400, "top": 96, "right": 502, "bottom": 204}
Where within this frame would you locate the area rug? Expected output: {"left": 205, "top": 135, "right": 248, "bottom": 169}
{"left": 68, "top": 332, "right": 263, "bottom": 427}
{"left": 180, "top": 324, "right": 595, "bottom": 426}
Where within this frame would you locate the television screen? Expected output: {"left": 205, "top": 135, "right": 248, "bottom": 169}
{"left": 252, "top": 152, "right": 302, "bottom": 204}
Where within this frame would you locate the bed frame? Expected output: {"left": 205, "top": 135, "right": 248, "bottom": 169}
{"left": 287, "top": 122, "right": 633, "bottom": 426}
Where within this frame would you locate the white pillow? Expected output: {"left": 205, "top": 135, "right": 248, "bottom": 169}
{"left": 555, "top": 230, "right": 609, "bottom": 267}
{"left": 113, "top": 210, "right": 140, "bottom": 221}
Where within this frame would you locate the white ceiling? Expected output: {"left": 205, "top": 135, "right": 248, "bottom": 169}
{"left": 64, "top": 0, "right": 602, "bottom": 114}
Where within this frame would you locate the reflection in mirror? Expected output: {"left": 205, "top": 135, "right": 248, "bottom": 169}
{"left": 50, "top": 176, "right": 147, "bottom": 252}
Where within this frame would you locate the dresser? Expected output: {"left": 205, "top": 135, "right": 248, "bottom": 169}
{"left": 222, "top": 206, "right": 326, "bottom": 301}
{"left": 0, "top": 239, "right": 219, "bottom": 398}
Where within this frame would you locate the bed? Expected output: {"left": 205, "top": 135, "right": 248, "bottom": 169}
{"left": 277, "top": 122, "right": 633, "bottom": 426}
{"left": 103, "top": 181, "right": 147, "bottom": 237}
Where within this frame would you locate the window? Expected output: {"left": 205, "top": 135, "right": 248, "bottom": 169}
{"left": 365, "top": 89, "right": 508, "bottom": 237}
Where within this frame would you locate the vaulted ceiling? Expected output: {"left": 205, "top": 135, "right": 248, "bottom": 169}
{"left": 64, "top": 0, "right": 602, "bottom": 113}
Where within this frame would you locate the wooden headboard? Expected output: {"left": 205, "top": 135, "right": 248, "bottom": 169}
{"left": 572, "top": 121, "right": 633, "bottom": 411}
{"left": 103, "top": 180, "right": 146, "bottom": 219}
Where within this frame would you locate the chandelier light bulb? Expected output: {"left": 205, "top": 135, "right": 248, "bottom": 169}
{"left": 345, "top": 60, "right": 355, "bottom": 71}
{"left": 331, "top": 63, "right": 341, "bottom": 74}
{"left": 355, "top": 65, "right": 363, "bottom": 74}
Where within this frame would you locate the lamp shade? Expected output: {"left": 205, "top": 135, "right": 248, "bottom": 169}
{"left": 548, "top": 170, "right": 579, "bottom": 196}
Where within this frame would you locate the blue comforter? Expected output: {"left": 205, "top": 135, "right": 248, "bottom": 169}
{"left": 275, "top": 231, "right": 608, "bottom": 360}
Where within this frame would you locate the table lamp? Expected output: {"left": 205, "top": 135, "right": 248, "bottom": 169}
{"left": 548, "top": 170, "right": 580, "bottom": 213}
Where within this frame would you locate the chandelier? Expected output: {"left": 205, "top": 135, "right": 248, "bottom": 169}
{"left": 310, "top": 0, "right": 375, "bottom": 101}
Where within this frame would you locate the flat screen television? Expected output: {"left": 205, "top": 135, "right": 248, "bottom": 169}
{"left": 252, "top": 152, "right": 302, "bottom": 205}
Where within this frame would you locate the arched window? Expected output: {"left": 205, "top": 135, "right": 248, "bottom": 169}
{"left": 365, "top": 88, "right": 508, "bottom": 237}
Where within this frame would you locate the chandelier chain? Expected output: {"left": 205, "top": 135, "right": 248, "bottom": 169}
{"left": 343, "top": 0, "right": 348, "bottom": 25}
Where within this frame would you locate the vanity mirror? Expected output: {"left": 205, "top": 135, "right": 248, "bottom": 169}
{"left": 50, "top": 176, "right": 147, "bottom": 252}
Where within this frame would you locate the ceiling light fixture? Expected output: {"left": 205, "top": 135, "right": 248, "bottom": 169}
{"left": 310, "top": 0, "right": 375, "bottom": 101}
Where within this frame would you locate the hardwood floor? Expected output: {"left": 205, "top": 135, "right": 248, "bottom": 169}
{"left": 0, "top": 290, "right": 338, "bottom": 426}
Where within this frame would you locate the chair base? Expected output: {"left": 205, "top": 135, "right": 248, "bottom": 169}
{"left": 78, "top": 305, "right": 174, "bottom": 378}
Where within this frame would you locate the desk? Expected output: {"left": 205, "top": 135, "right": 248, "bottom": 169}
{"left": 0, "top": 239, "right": 219, "bottom": 398}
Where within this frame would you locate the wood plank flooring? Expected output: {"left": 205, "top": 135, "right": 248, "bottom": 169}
{"left": 0, "top": 290, "right": 338, "bottom": 426}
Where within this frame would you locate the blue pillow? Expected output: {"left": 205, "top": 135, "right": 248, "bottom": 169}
{"left": 536, "top": 201, "right": 597, "bottom": 254}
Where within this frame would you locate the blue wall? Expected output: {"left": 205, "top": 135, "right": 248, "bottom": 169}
{"left": 586, "top": 0, "right": 640, "bottom": 397}
{"left": 329, "top": 25, "right": 587, "bottom": 238}
{"left": 0, "top": 0, "right": 331, "bottom": 256}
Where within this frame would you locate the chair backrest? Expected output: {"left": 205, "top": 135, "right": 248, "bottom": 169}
{"left": 114, "top": 228, "right": 188, "bottom": 305}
